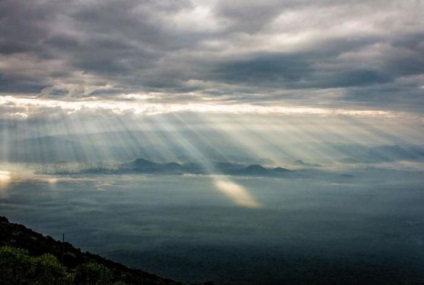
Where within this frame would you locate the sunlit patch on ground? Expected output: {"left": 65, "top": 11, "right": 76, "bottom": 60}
{"left": 214, "top": 178, "right": 260, "bottom": 208}
{"left": 0, "top": 170, "right": 11, "bottom": 197}
{"left": 0, "top": 170, "right": 11, "bottom": 183}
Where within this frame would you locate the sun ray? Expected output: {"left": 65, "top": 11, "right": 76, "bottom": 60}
{"left": 152, "top": 112, "right": 260, "bottom": 208}
{"left": 263, "top": 115, "right": 343, "bottom": 165}
{"left": 201, "top": 113, "right": 282, "bottom": 165}
{"left": 171, "top": 113, "right": 234, "bottom": 163}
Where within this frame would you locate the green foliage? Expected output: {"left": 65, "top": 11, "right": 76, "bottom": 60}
{"left": 0, "top": 217, "right": 180, "bottom": 285}
{"left": 0, "top": 246, "right": 33, "bottom": 285}
{"left": 0, "top": 246, "right": 72, "bottom": 285}
{"left": 30, "top": 253, "right": 71, "bottom": 284}
{"left": 74, "top": 262, "right": 114, "bottom": 285}
{"left": 0, "top": 246, "right": 133, "bottom": 285}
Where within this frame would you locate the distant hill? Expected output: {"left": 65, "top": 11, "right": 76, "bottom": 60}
{"left": 0, "top": 216, "right": 213, "bottom": 285}
{"left": 54, "top": 158, "right": 291, "bottom": 177}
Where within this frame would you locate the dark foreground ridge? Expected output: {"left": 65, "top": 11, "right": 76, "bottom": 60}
{"left": 0, "top": 216, "right": 213, "bottom": 285}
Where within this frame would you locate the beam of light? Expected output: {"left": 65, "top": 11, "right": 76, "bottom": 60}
{"left": 170, "top": 113, "right": 261, "bottom": 208}
{"left": 61, "top": 117, "right": 88, "bottom": 163}
{"left": 149, "top": 114, "right": 210, "bottom": 170}
{"left": 387, "top": 119, "right": 424, "bottom": 145}
{"left": 239, "top": 114, "right": 319, "bottom": 164}
{"left": 94, "top": 113, "right": 135, "bottom": 162}
{"left": 113, "top": 115, "right": 151, "bottom": 161}
{"left": 0, "top": 119, "right": 11, "bottom": 164}
{"left": 49, "top": 113, "right": 146, "bottom": 167}
{"left": 152, "top": 113, "right": 261, "bottom": 208}
{"left": 199, "top": 111, "right": 424, "bottom": 169}
{"left": 261, "top": 115, "right": 343, "bottom": 165}
{"left": 2, "top": 92, "right": 423, "bottom": 176}
{"left": 2, "top": 95, "right": 422, "bottom": 170}
{"left": 200, "top": 113, "right": 296, "bottom": 166}
{"left": 342, "top": 115, "right": 424, "bottom": 146}
{"left": 140, "top": 116, "right": 183, "bottom": 162}
{"left": 251, "top": 114, "right": 423, "bottom": 167}
{"left": 171, "top": 113, "right": 234, "bottom": 163}
{"left": 337, "top": 116, "right": 424, "bottom": 164}
{"left": 212, "top": 113, "right": 339, "bottom": 166}
{"left": 227, "top": 114, "right": 291, "bottom": 165}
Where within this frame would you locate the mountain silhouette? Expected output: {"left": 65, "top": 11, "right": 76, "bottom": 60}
{"left": 61, "top": 158, "right": 291, "bottom": 177}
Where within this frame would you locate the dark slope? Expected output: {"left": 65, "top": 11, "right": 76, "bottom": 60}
{"left": 0, "top": 217, "right": 212, "bottom": 285}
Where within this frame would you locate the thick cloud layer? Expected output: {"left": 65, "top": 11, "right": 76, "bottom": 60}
{"left": 1, "top": 0, "right": 423, "bottom": 113}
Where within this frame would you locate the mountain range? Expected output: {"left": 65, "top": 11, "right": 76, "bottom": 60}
{"left": 55, "top": 158, "right": 291, "bottom": 177}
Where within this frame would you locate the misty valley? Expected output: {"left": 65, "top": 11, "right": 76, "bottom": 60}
{"left": 1, "top": 166, "right": 423, "bottom": 284}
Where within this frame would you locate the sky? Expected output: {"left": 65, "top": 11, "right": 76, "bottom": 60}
{"left": 0, "top": 0, "right": 424, "bottom": 168}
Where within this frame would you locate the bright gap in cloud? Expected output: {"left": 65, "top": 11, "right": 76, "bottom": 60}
{"left": 0, "top": 95, "right": 411, "bottom": 118}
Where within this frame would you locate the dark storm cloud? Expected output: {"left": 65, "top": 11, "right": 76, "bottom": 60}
{"left": 0, "top": 75, "right": 48, "bottom": 94}
{"left": 0, "top": 1, "right": 49, "bottom": 54}
{"left": 211, "top": 53, "right": 312, "bottom": 86}
{"left": 207, "top": 47, "right": 393, "bottom": 90}
{"left": 214, "top": 0, "right": 286, "bottom": 33}
{"left": 0, "top": 0, "right": 423, "bottom": 113}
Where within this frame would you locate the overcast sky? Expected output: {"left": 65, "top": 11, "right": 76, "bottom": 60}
{"left": 1, "top": 0, "right": 424, "bottom": 115}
